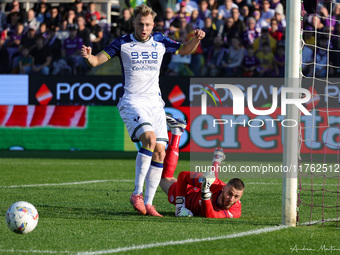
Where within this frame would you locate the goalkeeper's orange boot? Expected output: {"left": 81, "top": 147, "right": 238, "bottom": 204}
{"left": 130, "top": 193, "right": 146, "bottom": 215}
{"left": 146, "top": 204, "right": 164, "bottom": 217}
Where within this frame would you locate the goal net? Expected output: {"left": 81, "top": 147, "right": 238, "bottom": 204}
{"left": 297, "top": 0, "right": 340, "bottom": 227}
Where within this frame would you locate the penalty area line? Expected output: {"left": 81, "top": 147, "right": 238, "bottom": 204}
{"left": 76, "top": 225, "right": 289, "bottom": 255}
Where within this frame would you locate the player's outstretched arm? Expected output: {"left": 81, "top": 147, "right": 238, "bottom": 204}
{"left": 200, "top": 172, "right": 233, "bottom": 218}
{"left": 178, "top": 29, "right": 205, "bottom": 55}
{"left": 81, "top": 45, "right": 109, "bottom": 67}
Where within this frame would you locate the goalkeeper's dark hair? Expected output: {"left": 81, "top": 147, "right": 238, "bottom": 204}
{"left": 227, "top": 178, "right": 245, "bottom": 190}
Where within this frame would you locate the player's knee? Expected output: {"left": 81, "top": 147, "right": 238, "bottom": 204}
{"left": 152, "top": 149, "right": 166, "bottom": 162}
{"left": 140, "top": 132, "right": 157, "bottom": 150}
{"left": 158, "top": 149, "right": 166, "bottom": 161}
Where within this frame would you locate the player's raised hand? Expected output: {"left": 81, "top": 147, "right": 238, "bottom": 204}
{"left": 194, "top": 29, "right": 205, "bottom": 40}
{"left": 81, "top": 45, "right": 92, "bottom": 59}
{"left": 200, "top": 172, "right": 216, "bottom": 200}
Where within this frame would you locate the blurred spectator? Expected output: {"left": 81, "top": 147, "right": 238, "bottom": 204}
{"left": 24, "top": 9, "right": 40, "bottom": 34}
{"left": 62, "top": 24, "right": 83, "bottom": 74}
{"left": 21, "top": 24, "right": 38, "bottom": 51}
{"left": 74, "top": 0, "right": 86, "bottom": 18}
{"left": 256, "top": 42, "right": 274, "bottom": 76}
{"left": 46, "top": 27, "right": 70, "bottom": 75}
{"left": 240, "top": 5, "right": 250, "bottom": 22}
{"left": 250, "top": 0, "right": 260, "bottom": 11}
{"left": 7, "top": 22, "right": 24, "bottom": 48}
{"left": 218, "top": 0, "right": 239, "bottom": 20}
{"left": 202, "top": 36, "right": 227, "bottom": 76}
{"left": 242, "top": 45, "right": 260, "bottom": 77}
{"left": 0, "top": 33, "right": 10, "bottom": 73}
{"left": 273, "top": 43, "right": 285, "bottom": 77}
{"left": 46, "top": 7, "right": 60, "bottom": 31}
{"left": 6, "top": 12, "right": 20, "bottom": 37}
{"left": 175, "top": 0, "right": 199, "bottom": 15}
{"left": 222, "top": 36, "right": 245, "bottom": 76}
{"left": 260, "top": 0, "right": 275, "bottom": 24}
{"left": 65, "top": 9, "right": 77, "bottom": 26}
{"left": 269, "top": 18, "right": 283, "bottom": 41}
{"left": 253, "top": 26, "right": 277, "bottom": 53}
{"left": 33, "top": 0, "right": 51, "bottom": 14}
{"left": 242, "top": 17, "right": 259, "bottom": 47}
{"left": 177, "top": 14, "right": 189, "bottom": 43}
{"left": 190, "top": 9, "right": 205, "bottom": 29}
{"left": 18, "top": 47, "right": 33, "bottom": 74}
{"left": 164, "top": 7, "right": 176, "bottom": 36}
{"left": 56, "top": 20, "right": 70, "bottom": 43}
{"left": 253, "top": 9, "right": 268, "bottom": 33}
{"left": 46, "top": 27, "right": 62, "bottom": 63}
{"left": 319, "top": 6, "right": 335, "bottom": 31}
{"left": 116, "top": 8, "right": 133, "bottom": 37}
{"left": 301, "top": 44, "right": 314, "bottom": 77}
{"left": 207, "top": 0, "right": 218, "bottom": 11}
{"left": 313, "top": 36, "right": 330, "bottom": 78}
{"left": 0, "top": 2, "right": 6, "bottom": 32}
{"left": 309, "top": 15, "right": 324, "bottom": 32}
{"left": 85, "top": 2, "right": 101, "bottom": 25}
{"left": 89, "top": 15, "right": 103, "bottom": 55}
{"left": 331, "top": 22, "right": 340, "bottom": 76}
{"left": 36, "top": 3, "right": 49, "bottom": 24}
{"left": 30, "top": 35, "right": 52, "bottom": 75}
{"left": 155, "top": 19, "right": 165, "bottom": 33}
{"left": 303, "top": 25, "right": 315, "bottom": 46}
{"left": 271, "top": 0, "right": 284, "bottom": 13}
{"left": 176, "top": 2, "right": 191, "bottom": 23}
{"left": 198, "top": 0, "right": 211, "bottom": 20}
{"left": 7, "top": 22, "right": 23, "bottom": 66}
{"left": 37, "top": 22, "right": 48, "bottom": 39}
{"left": 5, "top": 0, "right": 26, "bottom": 22}
{"left": 231, "top": 7, "right": 246, "bottom": 33}
{"left": 201, "top": 17, "right": 216, "bottom": 51}
{"left": 211, "top": 8, "right": 224, "bottom": 36}
{"left": 274, "top": 9, "right": 286, "bottom": 31}
{"left": 222, "top": 17, "right": 235, "bottom": 45}
{"left": 332, "top": 4, "right": 340, "bottom": 21}
{"left": 77, "top": 16, "right": 90, "bottom": 46}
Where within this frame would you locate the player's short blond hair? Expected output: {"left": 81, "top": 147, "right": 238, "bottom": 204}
{"left": 134, "top": 4, "right": 157, "bottom": 20}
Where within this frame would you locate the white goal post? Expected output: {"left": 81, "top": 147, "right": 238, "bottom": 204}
{"left": 282, "top": 0, "right": 301, "bottom": 226}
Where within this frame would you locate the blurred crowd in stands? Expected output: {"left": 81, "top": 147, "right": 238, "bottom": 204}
{"left": 0, "top": 0, "right": 339, "bottom": 77}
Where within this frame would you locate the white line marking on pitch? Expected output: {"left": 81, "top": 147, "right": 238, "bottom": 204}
{"left": 0, "top": 225, "right": 289, "bottom": 255}
{"left": 0, "top": 180, "right": 133, "bottom": 188}
{"left": 76, "top": 225, "right": 289, "bottom": 255}
{"left": 0, "top": 250, "right": 71, "bottom": 254}
{"left": 0, "top": 180, "right": 337, "bottom": 189}
{"left": 2, "top": 219, "right": 337, "bottom": 254}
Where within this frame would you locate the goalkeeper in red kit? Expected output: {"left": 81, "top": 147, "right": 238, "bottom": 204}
{"left": 160, "top": 115, "right": 244, "bottom": 218}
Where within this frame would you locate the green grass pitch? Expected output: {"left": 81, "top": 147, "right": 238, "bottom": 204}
{"left": 0, "top": 152, "right": 339, "bottom": 255}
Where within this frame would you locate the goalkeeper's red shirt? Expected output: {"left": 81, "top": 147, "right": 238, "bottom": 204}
{"left": 168, "top": 172, "right": 242, "bottom": 218}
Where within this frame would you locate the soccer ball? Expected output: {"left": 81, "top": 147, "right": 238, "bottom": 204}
{"left": 5, "top": 201, "right": 39, "bottom": 234}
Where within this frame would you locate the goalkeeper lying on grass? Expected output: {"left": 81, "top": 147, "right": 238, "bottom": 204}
{"left": 160, "top": 116, "right": 244, "bottom": 218}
